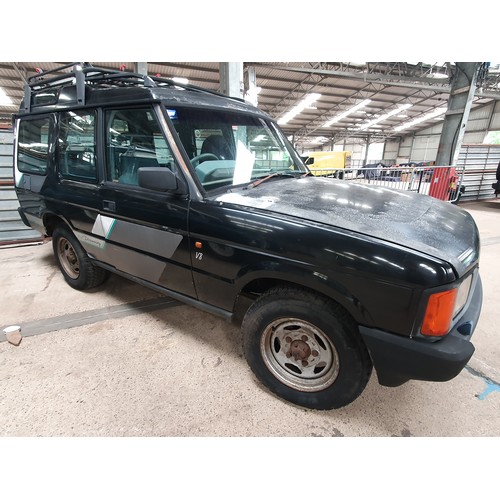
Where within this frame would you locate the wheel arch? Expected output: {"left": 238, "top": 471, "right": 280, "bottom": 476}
{"left": 235, "top": 273, "right": 366, "bottom": 327}
{"left": 43, "top": 212, "right": 72, "bottom": 236}
{"left": 51, "top": 223, "right": 109, "bottom": 290}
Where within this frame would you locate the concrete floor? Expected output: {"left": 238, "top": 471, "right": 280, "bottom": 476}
{"left": 1, "top": 200, "right": 499, "bottom": 438}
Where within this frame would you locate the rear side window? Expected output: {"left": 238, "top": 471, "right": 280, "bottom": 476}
{"left": 58, "top": 111, "right": 97, "bottom": 183}
{"left": 17, "top": 118, "right": 51, "bottom": 175}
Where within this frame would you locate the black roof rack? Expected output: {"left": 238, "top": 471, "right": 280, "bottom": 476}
{"left": 22, "top": 62, "right": 245, "bottom": 113}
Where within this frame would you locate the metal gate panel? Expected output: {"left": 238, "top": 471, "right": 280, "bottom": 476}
{"left": 0, "top": 129, "right": 42, "bottom": 245}
{"left": 457, "top": 144, "right": 500, "bottom": 201}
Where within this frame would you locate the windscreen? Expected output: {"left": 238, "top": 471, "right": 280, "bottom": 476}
{"left": 165, "top": 107, "right": 306, "bottom": 192}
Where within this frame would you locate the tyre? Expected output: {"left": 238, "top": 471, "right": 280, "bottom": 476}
{"left": 52, "top": 225, "right": 108, "bottom": 290}
{"left": 241, "top": 287, "right": 372, "bottom": 410}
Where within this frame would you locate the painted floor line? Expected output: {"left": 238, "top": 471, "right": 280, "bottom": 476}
{"left": 481, "top": 236, "right": 500, "bottom": 246}
{"left": 465, "top": 365, "right": 500, "bottom": 400}
{"left": 1, "top": 296, "right": 180, "bottom": 342}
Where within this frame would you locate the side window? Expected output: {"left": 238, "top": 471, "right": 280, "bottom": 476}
{"left": 17, "top": 118, "right": 51, "bottom": 175}
{"left": 58, "top": 111, "right": 97, "bottom": 183}
{"left": 105, "top": 107, "right": 176, "bottom": 186}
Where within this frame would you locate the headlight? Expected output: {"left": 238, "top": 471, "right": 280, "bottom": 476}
{"left": 453, "top": 274, "right": 472, "bottom": 318}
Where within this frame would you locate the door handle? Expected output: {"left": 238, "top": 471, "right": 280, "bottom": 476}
{"left": 103, "top": 200, "right": 116, "bottom": 212}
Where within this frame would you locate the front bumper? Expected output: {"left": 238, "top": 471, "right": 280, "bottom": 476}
{"left": 359, "top": 273, "right": 483, "bottom": 387}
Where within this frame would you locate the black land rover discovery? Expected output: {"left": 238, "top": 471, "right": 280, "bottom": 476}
{"left": 13, "top": 63, "right": 482, "bottom": 409}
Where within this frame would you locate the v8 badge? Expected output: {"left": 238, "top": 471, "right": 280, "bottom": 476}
{"left": 195, "top": 241, "right": 204, "bottom": 260}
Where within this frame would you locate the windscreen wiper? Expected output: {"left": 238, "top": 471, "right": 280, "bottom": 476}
{"left": 245, "top": 171, "right": 308, "bottom": 189}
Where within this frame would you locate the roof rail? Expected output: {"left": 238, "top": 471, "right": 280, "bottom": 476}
{"left": 22, "top": 62, "right": 245, "bottom": 112}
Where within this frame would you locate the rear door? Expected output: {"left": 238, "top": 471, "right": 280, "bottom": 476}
{"left": 14, "top": 114, "right": 56, "bottom": 234}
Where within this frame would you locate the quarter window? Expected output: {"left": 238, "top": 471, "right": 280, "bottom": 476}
{"left": 58, "top": 111, "right": 97, "bottom": 183}
{"left": 17, "top": 118, "right": 51, "bottom": 175}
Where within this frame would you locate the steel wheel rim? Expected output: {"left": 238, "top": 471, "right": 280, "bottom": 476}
{"left": 57, "top": 237, "right": 80, "bottom": 279}
{"left": 260, "top": 318, "right": 340, "bottom": 392}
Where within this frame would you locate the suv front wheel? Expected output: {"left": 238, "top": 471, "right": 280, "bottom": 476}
{"left": 242, "top": 287, "right": 373, "bottom": 410}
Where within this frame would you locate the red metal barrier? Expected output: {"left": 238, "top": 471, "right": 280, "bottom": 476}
{"left": 429, "top": 167, "right": 457, "bottom": 201}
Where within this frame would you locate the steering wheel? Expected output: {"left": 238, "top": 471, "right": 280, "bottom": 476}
{"left": 191, "top": 153, "right": 219, "bottom": 167}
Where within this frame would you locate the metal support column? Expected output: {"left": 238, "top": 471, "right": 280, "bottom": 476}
{"left": 133, "top": 62, "right": 148, "bottom": 75}
{"left": 219, "top": 62, "right": 243, "bottom": 99}
{"left": 363, "top": 135, "right": 370, "bottom": 165}
{"left": 436, "top": 62, "right": 481, "bottom": 166}
{"left": 244, "top": 66, "right": 258, "bottom": 106}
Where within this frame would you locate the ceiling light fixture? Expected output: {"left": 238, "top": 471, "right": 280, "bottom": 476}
{"left": 0, "top": 87, "right": 13, "bottom": 106}
{"left": 278, "top": 93, "right": 321, "bottom": 125}
{"left": 323, "top": 99, "right": 372, "bottom": 127}
{"left": 394, "top": 107, "right": 447, "bottom": 131}
{"left": 357, "top": 104, "right": 412, "bottom": 130}
{"left": 429, "top": 72, "right": 449, "bottom": 79}
{"left": 172, "top": 77, "right": 189, "bottom": 85}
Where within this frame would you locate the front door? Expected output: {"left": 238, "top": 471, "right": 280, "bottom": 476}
{"left": 93, "top": 105, "right": 194, "bottom": 297}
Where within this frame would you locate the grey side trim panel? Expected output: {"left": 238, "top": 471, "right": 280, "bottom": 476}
{"left": 94, "top": 260, "right": 233, "bottom": 322}
{"left": 91, "top": 214, "right": 183, "bottom": 258}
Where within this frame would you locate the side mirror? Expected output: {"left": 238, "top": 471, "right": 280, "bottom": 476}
{"left": 138, "top": 167, "right": 187, "bottom": 194}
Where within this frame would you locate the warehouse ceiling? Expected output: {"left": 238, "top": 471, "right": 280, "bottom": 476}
{"left": 1, "top": 61, "right": 500, "bottom": 150}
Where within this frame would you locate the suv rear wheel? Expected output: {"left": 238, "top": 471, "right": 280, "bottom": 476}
{"left": 242, "top": 287, "right": 372, "bottom": 410}
{"left": 52, "top": 225, "right": 108, "bottom": 290}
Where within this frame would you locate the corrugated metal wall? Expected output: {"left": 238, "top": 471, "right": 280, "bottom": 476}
{"left": 412, "top": 134, "right": 441, "bottom": 161}
{"left": 409, "top": 106, "right": 492, "bottom": 163}
{"left": 383, "top": 141, "right": 399, "bottom": 162}
{"left": 457, "top": 144, "right": 500, "bottom": 201}
{"left": 489, "top": 101, "right": 500, "bottom": 129}
{"left": 397, "top": 136, "right": 413, "bottom": 161}
{"left": 0, "top": 129, "right": 41, "bottom": 245}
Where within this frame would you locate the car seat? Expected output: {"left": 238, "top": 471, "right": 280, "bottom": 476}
{"left": 201, "top": 135, "right": 234, "bottom": 160}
